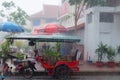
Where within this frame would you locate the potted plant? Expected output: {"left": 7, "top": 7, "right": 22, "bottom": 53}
{"left": 95, "top": 42, "right": 107, "bottom": 67}
{"left": 106, "top": 46, "right": 116, "bottom": 67}
{"left": 43, "top": 46, "right": 60, "bottom": 66}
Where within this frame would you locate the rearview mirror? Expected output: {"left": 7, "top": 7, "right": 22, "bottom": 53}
{"left": 28, "top": 41, "right": 35, "bottom": 46}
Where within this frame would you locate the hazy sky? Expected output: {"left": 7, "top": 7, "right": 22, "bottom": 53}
{"left": 0, "top": 0, "right": 61, "bottom": 15}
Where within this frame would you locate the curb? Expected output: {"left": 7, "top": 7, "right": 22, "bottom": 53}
{"left": 0, "top": 71, "right": 120, "bottom": 76}
{"left": 33, "top": 71, "right": 120, "bottom": 76}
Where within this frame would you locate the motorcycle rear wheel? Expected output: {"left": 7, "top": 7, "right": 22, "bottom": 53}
{"left": 23, "top": 67, "right": 34, "bottom": 79}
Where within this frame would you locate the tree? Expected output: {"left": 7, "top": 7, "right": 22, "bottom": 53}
{"left": 68, "top": 0, "right": 107, "bottom": 33}
{"left": 0, "top": 1, "right": 29, "bottom": 26}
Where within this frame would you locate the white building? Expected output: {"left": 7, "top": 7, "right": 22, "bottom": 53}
{"left": 85, "top": 5, "right": 120, "bottom": 61}
{"left": 59, "top": 0, "right": 120, "bottom": 61}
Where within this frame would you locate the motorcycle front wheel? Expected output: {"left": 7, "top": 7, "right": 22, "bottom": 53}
{"left": 23, "top": 67, "right": 34, "bottom": 79}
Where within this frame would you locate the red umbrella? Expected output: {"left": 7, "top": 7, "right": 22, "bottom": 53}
{"left": 44, "top": 23, "right": 66, "bottom": 33}
{"left": 32, "top": 25, "right": 45, "bottom": 35}
{"left": 32, "top": 23, "right": 67, "bottom": 35}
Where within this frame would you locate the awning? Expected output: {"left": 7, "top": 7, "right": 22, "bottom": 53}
{"left": 8, "top": 34, "right": 80, "bottom": 42}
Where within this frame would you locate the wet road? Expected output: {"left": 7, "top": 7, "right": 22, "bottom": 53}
{"left": 4, "top": 75, "right": 120, "bottom": 80}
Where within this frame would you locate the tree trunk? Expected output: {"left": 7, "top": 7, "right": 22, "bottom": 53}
{"left": 74, "top": 19, "right": 78, "bottom": 35}
{"left": 74, "top": 0, "right": 77, "bottom": 35}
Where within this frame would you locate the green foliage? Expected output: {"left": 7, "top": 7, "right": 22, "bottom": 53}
{"left": 9, "top": 7, "right": 29, "bottom": 25}
{"left": 95, "top": 42, "right": 107, "bottom": 61}
{"left": 69, "top": 0, "right": 107, "bottom": 7}
{"left": 106, "top": 46, "right": 116, "bottom": 61}
{"left": 16, "top": 53, "right": 25, "bottom": 60}
{"left": 2, "top": 1, "right": 15, "bottom": 9}
{"left": 56, "top": 42, "right": 61, "bottom": 53}
{"left": 0, "top": 10, "right": 5, "bottom": 17}
{"left": 68, "top": 0, "right": 107, "bottom": 33}
{"left": 117, "top": 46, "right": 120, "bottom": 54}
{"left": 44, "top": 47, "right": 60, "bottom": 57}
{"left": 1, "top": 39, "right": 10, "bottom": 57}
{"left": 0, "top": 1, "right": 29, "bottom": 26}
{"left": 88, "top": 0, "right": 107, "bottom": 7}
{"left": 43, "top": 43, "right": 61, "bottom": 57}
{"left": 69, "top": 0, "right": 83, "bottom": 5}
{"left": 96, "top": 42, "right": 116, "bottom": 61}
{"left": 13, "top": 40, "right": 25, "bottom": 49}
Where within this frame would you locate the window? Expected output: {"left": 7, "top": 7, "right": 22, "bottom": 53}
{"left": 100, "top": 12, "right": 114, "bottom": 23}
{"left": 87, "top": 13, "right": 92, "bottom": 24}
{"left": 46, "top": 19, "right": 56, "bottom": 23}
{"left": 41, "top": 19, "right": 46, "bottom": 24}
{"left": 32, "top": 19, "right": 40, "bottom": 26}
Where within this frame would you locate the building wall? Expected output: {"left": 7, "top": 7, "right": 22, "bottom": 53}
{"left": 59, "top": 0, "right": 120, "bottom": 61}
{"left": 84, "top": 9, "right": 100, "bottom": 61}
{"left": 85, "top": 6, "right": 120, "bottom": 61}
{"left": 112, "top": 14, "right": 120, "bottom": 61}
{"left": 31, "top": 18, "right": 57, "bottom": 27}
{"left": 107, "top": 0, "right": 120, "bottom": 6}
{"left": 66, "top": 28, "right": 84, "bottom": 44}
{"left": 74, "top": 28, "right": 84, "bottom": 45}
{"left": 30, "top": 5, "right": 59, "bottom": 27}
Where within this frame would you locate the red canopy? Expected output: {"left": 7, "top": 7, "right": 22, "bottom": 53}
{"left": 44, "top": 23, "right": 66, "bottom": 33}
{"left": 32, "top": 23, "right": 67, "bottom": 35}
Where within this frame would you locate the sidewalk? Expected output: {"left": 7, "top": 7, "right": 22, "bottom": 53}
{"left": 80, "top": 61, "right": 120, "bottom": 72}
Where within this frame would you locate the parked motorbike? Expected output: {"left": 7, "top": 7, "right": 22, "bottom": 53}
{"left": 3, "top": 60, "right": 36, "bottom": 79}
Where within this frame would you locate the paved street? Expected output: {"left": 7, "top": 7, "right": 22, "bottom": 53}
{"left": 3, "top": 75, "right": 120, "bottom": 80}
{"left": 0, "top": 62, "right": 120, "bottom": 80}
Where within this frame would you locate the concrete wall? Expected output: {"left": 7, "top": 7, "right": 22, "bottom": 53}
{"left": 59, "top": 2, "right": 120, "bottom": 61}
{"left": 65, "top": 28, "right": 84, "bottom": 45}
{"left": 112, "top": 14, "right": 120, "bottom": 61}
{"left": 85, "top": 6, "right": 120, "bottom": 61}
{"left": 84, "top": 7, "right": 100, "bottom": 61}
{"left": 77, "top": 28, "right": 85, "bottom": 44}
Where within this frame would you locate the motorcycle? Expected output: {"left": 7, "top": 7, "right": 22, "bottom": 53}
{"left": 3, "top": 60, "right": 36, "bottom": 79}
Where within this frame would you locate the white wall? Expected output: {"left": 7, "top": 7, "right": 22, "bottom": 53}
{"left": 112, "top": 14, "right": 120, "bottom": 47}
{"left": 59, "top": 2, "right": 120, "bottom": 61}
{"left": 84, "top": 8, "right": 100, "bottom": 61}
{"left": 76, "top": 28, "right": 84, "bottom": 44}
{"left": 112, "top": 14, "right": 120, "bottom": 61}
{"left": 85, "top": 6, "right": 120, "bottom": 61}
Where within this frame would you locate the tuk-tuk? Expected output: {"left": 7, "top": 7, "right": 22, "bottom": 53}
{"left": 8, "top": 34, "right": 80, "bottom": 79}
